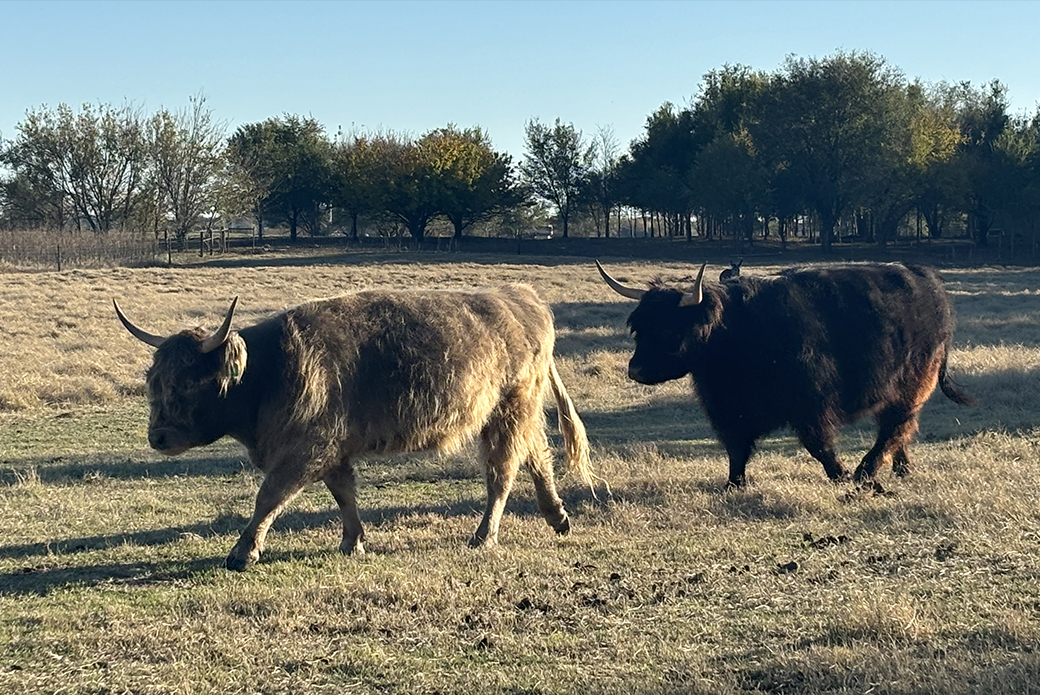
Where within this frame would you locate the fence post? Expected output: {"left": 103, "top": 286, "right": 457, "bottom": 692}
{"left": 56, "top": 242, "right": 62, "bottom": 272}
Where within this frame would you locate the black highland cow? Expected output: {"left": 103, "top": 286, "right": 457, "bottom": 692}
{"left": 596, "top": 261, "right": 973, "bottom": 487}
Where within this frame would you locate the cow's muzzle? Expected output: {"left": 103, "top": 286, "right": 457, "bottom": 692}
{"left": 148, "top": 428, "right": 190, "bottom": 456}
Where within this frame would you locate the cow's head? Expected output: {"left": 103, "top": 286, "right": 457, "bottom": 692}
{"left": 114, "top": 298, "right": 246, "bottom": 455}
{"left": 596, "top": 261, "right": 722, "bottom": 385}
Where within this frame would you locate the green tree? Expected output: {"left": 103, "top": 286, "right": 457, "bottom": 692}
{"left": 949, "top": 80, "right": 1012, "bottom": 245}
{"left": 225, "top": 121, "right": 278, "bottom": 240}
{"left": 520, "top": 118, "right": 593, "bottom": 238}
{"left": 421, "top": 125, "right": 525, "bottom": 239}
{"left": 687, "top": 65, "right": 770, "bottom": 243}
{"left": 373, "top": 132, "right": 441, "bottom": 241}
{"left": 225, "top": 116, "right": 332, "bottom": 242}
{"left": 689, "top": 128, "right": 769, "bottom": 244}
{"left": 910, "top": 83, "right": 967, "bottom": 239}
{"left": 623, "top": 104, "right": 699, "bottom": 237}
{"left": 267, "top": 116, "right": 333, "bottom": 241}
{"left": 329, "top": 132, "right": 385, "bottom": 240}
{"left": 755, "top": 52, "right": 907, "bottom": 250}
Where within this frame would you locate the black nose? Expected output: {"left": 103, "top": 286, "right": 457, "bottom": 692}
{"left": 149, "top": 430, "right": 167, "bottom": 450}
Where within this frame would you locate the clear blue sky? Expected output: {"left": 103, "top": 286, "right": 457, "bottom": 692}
{"left": 2, "top": 0, "right": 1039, "bottom": 161}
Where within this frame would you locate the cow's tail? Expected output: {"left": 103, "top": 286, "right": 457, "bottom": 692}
{"left": 548, "top": 359, "right": 608, "bottom": 498}
{"left": 939, "top": 346, "right": 976, "bottom": 406}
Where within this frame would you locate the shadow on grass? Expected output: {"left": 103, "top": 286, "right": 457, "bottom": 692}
{"left": 0, "top": 453, "right": 248, "bottom": 485}
{"left": 0, "top": 512, "right": 252, "bottom": 564}
{"left": 580, "top": 398, "right": 715, "bottom": 446}
{"left": 550, "top": 300, "right": 632, "bottom": 359}
{"left": 0, "top": 557, "right": 221, "bottom": 596}
{"left": 580, "top": 363, "right": 1035, "bottom": 454}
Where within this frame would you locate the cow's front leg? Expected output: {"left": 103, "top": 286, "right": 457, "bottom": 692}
{"left": 226, "top": 459, "right": 311, "bottom": 571}
{"left": 723, "top": 437, "right": 754, "bottom": 488}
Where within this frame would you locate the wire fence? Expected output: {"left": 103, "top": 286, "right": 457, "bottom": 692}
{"left": 0, "top": 227, "right": 161, "bottom": 270}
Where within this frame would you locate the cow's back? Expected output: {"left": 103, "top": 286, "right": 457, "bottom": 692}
{"left": 751, "top": 263, "right": 953, "bottom": 420}
{"left": 268, "top": 284, "right": 554, "bottom": 455}
{"left": 694, "top": 263, "right": 955, "bottom": 438}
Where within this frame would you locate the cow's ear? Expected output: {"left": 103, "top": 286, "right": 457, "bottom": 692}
{"left": 216, "top": 332, "right": 248, "bottom": 396}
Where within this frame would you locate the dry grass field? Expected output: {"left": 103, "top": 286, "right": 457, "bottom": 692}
{"left": 1, "top": 248, "right": 1039, "bottom": 694}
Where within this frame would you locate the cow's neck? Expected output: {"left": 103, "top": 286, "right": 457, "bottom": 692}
{"left": 217, "top": 319, "right": 283, "bottom": 451}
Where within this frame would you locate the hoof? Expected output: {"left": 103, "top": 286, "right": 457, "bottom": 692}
{"left": 725, "top": 478, "right": 747, "bottom": 490}
{"left": 468, "top": 534, "right": 496, "bottom": 549}
{"left": 340, "top": 538, "right": 365, "bottom": 556}
{"left": 224, "top": 553, "right": 254, "bottom": 572}
{"left": 554, "top": 516, "right": 571, "bottom": 536}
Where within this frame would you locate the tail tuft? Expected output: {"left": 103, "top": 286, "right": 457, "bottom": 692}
{"left": 939, "top": 350, "right": 976, "bottom": 407}
{"left": 548, "top": 359, "right": 609, "bottom": 499}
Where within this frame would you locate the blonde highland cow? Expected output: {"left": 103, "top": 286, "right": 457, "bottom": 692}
{"left": 115, "top": 284, "right": 595, "bottom": 571}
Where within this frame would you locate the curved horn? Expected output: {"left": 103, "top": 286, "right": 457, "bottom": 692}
{"left": 113, "top": 299, "right": 166, "bottom": 348}
{"left": 595, "top": 260, "right": 645, "bottom": 301}
{"left": 678, "top": 263, "right": 707, "bottom": 307}
{"left": 200, "top": 297, "right": 240, "bottom": 354}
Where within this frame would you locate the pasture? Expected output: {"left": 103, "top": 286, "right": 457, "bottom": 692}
{"left": 1, "top": 250, "right": 1039, "bottom": 694}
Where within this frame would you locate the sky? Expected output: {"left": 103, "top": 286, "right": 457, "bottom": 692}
{"left": 2, "top": 0, "right": 1040, "bottom": 162}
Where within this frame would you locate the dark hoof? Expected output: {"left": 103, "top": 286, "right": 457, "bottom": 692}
{"left": 554, "top": 516, "right": 571, "bottom": 536}
{"left": 725, "top": 477, "right": 747, "bottom": 490}
{"left": 223, "top": 554, "right": 253, "bottom": 572}
{"left": 842, "top": 479, "right": 894, "bottom": 502}
{"left": 867, "top": 480, "right": 895, "bottom": 497}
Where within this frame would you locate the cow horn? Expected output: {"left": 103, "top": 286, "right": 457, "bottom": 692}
{"left": 678, "top": 263, "right": 707, "bottom": 307}
{"left": 113, "top": 299, "right": 166, "bottom": 348}
{"left": 595, "top": 260, "right": 645, "bottom": 301}
{"left": 200, "top": 297, "right": 239, "bottom": 354}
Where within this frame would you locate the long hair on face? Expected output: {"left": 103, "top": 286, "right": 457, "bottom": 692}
{"left": 217, "top": 332, "right": 248, "bottom": 397}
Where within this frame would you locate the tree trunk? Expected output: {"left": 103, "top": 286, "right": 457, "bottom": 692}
{"left": 973, "top": 211, "right": 991, "bottom": 247}
{"left": 410, "top": 218, "right": 427, "bottom": 241}
{"left": 923, "top": 203, "right": 943, "bottom": 239}
{"left": 819, "top": 210, "right": 836, "bottom": 250}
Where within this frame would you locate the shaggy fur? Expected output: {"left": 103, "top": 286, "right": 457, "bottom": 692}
{"left": 605, "top": 262, "right": 973, "bottom": 487}
{"left": 123, "top": 284, "right": 594, "bottom": 570}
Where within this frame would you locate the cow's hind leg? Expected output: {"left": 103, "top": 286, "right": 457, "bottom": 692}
{"left": 226, "top": 458, "right": 312, "bottom": 571}
{"left": 892, "top": 447, "right": 912, "bottom": 478}
{"left": 323, "top": 458, "right": 365, "bottom": 555}
{"left": 797, "top": 423, "right": 849, "bottom": 482}
{"left": 854, "top": 406, "right": 920, "bottom": 482}
{"left": 524, "top": 431, "right": 570, "bottom": 535}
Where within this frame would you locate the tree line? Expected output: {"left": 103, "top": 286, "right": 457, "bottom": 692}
{"left": 2, "top": 51, "right": 1039, "bottom": 250}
